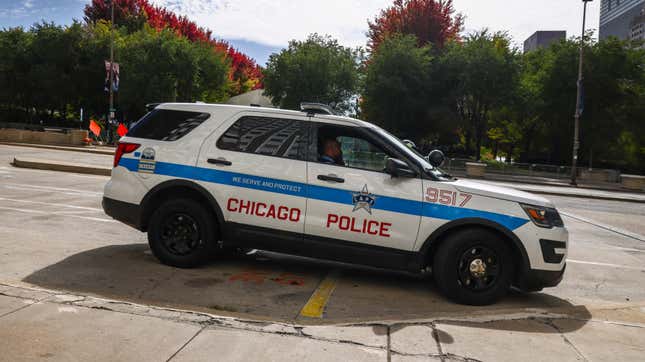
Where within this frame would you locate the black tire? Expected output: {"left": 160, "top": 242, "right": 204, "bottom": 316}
{"left": 432, "top": 228, "right": 514, "bottom": 305}
{"left": 147, "top": 198, "right": 218, "bottom": 268}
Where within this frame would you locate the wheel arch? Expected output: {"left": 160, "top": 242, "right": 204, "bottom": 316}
{"left": 139, "top": 179, "right": 225, "bottom": 234}
{"left": 419, "top": 218, "right": 531, "bottom": 278}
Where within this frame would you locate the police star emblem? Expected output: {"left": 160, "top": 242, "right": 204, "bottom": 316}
{"left": 352, "top": 184, "right": 377, "bottom": 214}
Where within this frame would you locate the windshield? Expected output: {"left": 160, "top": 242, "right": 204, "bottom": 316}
{"left": 368, "top": 124, "right": 453, "bottom": 181}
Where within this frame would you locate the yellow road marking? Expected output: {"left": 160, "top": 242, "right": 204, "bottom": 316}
{"left": 299, "top": 270, "right": 340, "bottom": 318}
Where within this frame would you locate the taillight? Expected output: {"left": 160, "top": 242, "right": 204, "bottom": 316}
{"left": 114, "top": 142, "right": 141, "bottom": 167}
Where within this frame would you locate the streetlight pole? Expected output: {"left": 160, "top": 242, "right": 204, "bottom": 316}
{"left": 108, "top": 0, "right": 115, "bottom": 140}
{"left": 571, "top": 0, "right": 592, "bottom": 186}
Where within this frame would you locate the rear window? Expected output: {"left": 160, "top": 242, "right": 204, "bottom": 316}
{"left": 216, "top": 116, "right": 307, "bottom": 160}
{"left": 127, "top": 109, "right": 210, "bottom": 141}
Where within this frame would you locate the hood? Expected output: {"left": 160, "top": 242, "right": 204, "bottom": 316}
{"left": 452, "top": 179, "right": 553, "bottom": 207}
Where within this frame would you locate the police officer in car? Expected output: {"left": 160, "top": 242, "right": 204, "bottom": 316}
{"left": 319, "top": 138, "right": 345, "bottom": 166}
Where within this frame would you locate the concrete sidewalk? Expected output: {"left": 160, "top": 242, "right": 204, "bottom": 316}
{"left": 1, "top": 283, "right": 644, "bottom": 361}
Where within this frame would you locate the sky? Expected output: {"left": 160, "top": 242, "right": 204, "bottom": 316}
{"left": 0, "top": 0, "right": 601, "bottom": 65}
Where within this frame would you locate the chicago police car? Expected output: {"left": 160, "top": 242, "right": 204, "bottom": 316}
{"left": 102, "top": 102, "right": 567, "bottom": 305}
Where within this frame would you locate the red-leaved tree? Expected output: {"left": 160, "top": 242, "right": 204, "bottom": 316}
{"left": 368, "top": 0, "right": 464, "bottom": 52}
{"left": 83, "top": 0, "right": 147, "bottom": 32}
{"left": 84, "top": 0, "right": 263, "bottom": 94}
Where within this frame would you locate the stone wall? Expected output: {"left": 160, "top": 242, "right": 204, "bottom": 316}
{"left": 0, "top": 128, "right": 88, "bottom": 146}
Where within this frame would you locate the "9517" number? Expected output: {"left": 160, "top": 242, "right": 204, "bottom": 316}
{"left": 425, "top": 187, "right": 472, "bottom": 207}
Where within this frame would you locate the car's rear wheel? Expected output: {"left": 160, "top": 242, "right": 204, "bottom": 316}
{"left": 432, "top": 228, "right": 513, "bottom": 305}
{"left": 148, "top": 198, "right": 218, "bottom": 268}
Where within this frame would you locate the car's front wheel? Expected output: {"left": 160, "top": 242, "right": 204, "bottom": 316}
{"left": 432, "top": 228, "right": 514, "bottom": 305}
{"left": 147, "top": 198, "right": 218, "bottom": 268}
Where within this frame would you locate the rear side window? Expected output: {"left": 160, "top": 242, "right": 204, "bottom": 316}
{"left": 217, "top": 116, "right": 307, "bottom": 160}
{"left": 128, "top": 109, "right": 210, "bottom": 141}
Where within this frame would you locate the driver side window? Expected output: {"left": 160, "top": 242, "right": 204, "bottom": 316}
{"left": 314, "top": 124, "right": 392, "bottom": 173}
{"left": 338, "top": 136, "right": 389, "bottom": 172}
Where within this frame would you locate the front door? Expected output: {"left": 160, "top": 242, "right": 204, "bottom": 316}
{"left": 304, "top": 123, "right": 423, "bottom": 254}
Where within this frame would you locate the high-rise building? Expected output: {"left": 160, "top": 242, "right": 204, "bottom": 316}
{"left": 599, "top": 0, "right": 645, "bottom": 40}
{"left": 631, "top": 7, "right": 645, "bottom": 46}
{"left": 523, "top": 31, "right": 566, "bottom": 53}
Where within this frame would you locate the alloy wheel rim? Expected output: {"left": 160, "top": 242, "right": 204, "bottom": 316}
{"left": 457, "top": 245, "right": 500, "bottom": 291}
{"left": 160, "top": 213, "right": 201, "bottom": 256}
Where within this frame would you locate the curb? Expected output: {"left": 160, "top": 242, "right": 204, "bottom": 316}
{"left": 0, "top": 141, "right": 115, "bottom": 155}
{"left": 12, "top": 157, "right": 111, "bottom": 176}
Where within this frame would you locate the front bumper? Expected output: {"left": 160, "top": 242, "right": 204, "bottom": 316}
{"left": 516, "top": 264, "right": 566, "bottom": 292}
{"left": 102, "top": 196, "right": 142, "bottom": 230}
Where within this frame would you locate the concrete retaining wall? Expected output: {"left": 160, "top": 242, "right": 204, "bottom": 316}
{"left": 465, "top": 162, "right": 487, "bottom": 177}
{"left": 580, "top": 169, "right": 621, "bottom": 183}
{"left": 622, "top": 175, "right": 645, "bottom": 191}
{"left": 0, "top": 128, "right": 88, "bottom": 146}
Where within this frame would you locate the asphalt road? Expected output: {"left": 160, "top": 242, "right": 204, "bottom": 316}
{"left": 1, "top": 144, "right": 644, "bottom": 325}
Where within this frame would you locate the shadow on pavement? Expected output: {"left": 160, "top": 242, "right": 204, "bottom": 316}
{"left": 23, "top": 243, "right": 591, "bottom": 330}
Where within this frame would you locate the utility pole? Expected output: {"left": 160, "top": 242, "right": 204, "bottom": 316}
{"left": 571, "top": 0, "right": 593, "bottom": 186}
{"left": 108, "top": 0, "right": 115, "bottom": 142}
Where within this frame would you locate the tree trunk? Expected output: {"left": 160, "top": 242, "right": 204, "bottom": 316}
{"left": 463, "top": 128, "right": 472, "bottom": 156}
{"left": 475, "top": 131, "right": 482, "bottom": 161}
{"left": 520, "top": 135, "right": 532, "bottom": 163}
{"left": 506, "top": 143, "right": 514, "bottom": 163}
{"left": 474, "top": 119, "right": 486, "bottom": 161}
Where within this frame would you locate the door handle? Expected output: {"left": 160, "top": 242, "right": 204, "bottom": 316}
{"left": 317, "top": 174, "right": 344, "bottom": 183}
{"left": 207, "top": 158, "right": 232, "bottom": 166}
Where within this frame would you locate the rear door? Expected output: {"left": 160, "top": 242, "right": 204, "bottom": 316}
{"left": 198, "top": 112, "right": 309, "bottom": 248}
{"left": 304, "top": 122, "right": 423, "bottom": 255}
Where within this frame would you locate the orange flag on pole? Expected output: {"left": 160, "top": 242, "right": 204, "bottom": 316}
{"left": 117, "top": 123, "right": 128, "bottom": 137}
{"left": 89, "top": 120, "right": 101, "bottom": 137}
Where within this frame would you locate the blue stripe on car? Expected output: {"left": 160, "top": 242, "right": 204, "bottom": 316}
{"left": 118, "top": 158, "right": 529, "bottom": 230}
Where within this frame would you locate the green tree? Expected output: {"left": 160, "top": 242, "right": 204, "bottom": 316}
{"left": 524, "top": 40, "right": 578, "bottom": 164}
{"left": 440, "top": 30, "right": 519, "bottom": 160}
{"left": 0, "top": 21, "right": 230, "bottom": 125}
{"left": 263, "top": 34, "right": 360, "bottom": 112}
{"left": 582, "top": 38, "right": 645, "bottom": 171}
{"left": 521, "top": 36, "right": 645, "bottom": 171}
{"left": 0, "top": 27, "right": 34, "bottom": 122}
{"left": 27, "top": 22, "right": 87, "bottom": 122}
{"left": 487, "top": 107, "right": 523, "bottom": 162}
{"left": 361, "top": 34, "right": 436, "bottom": 140}
{"left": 117, "top": 25, "right": 229, "bottom": 119}
{"left": 75, "top": 21, "right": 115, "bottom": 123}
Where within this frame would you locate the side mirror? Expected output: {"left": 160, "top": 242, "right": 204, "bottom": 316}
{"left": 385, "top": 158, "right": 416, "bottom": 178}
{"left": 427, "top": 149, "right": 445, "bottom": 167}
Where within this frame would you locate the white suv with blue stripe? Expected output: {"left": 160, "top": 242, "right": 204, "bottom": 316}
{"left": 103, "top": 103, "right": 568, "bottom": 305}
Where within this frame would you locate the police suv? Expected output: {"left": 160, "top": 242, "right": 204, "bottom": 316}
{"left": 103, "top": 103, "right": 567, "bottom": 305}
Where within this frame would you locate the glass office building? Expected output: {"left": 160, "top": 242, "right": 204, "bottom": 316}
{"left": 600, "top": 0, "right": 645, "bottom": 40}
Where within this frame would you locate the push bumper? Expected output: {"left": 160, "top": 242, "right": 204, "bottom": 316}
{"left": 102, "top": 197, "right": 142, "bottom": 230}
{"left": 516, "top": 264, "right": 566, "bottom": 292}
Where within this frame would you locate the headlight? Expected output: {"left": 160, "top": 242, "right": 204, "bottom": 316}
{"left": 520, "top": 204, "right": 564, "bottom": 228}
